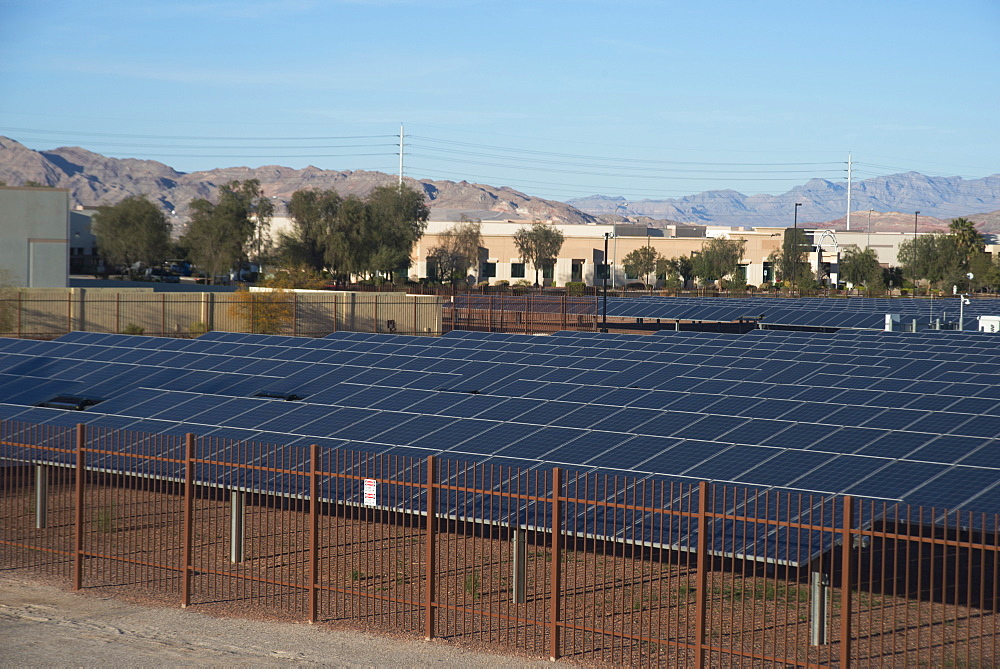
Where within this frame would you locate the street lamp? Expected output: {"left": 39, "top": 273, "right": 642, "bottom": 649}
{"left": 913, "top": 211, "right": 920, "bottom": 293}
{"left": 867, "top": 209, "right": 874, "bottom": 250}
{"left": 793, "top": 203, "right": 802, "bottom": 292}
{"left": 601, "top": 231, "right": 611, "bottom": 332}
{"left": 612, "top": 202, "right": 628, "bottom": 289}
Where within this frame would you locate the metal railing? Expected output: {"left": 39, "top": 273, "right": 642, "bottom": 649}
{"left": 2, "top": 421, "right": 997, "bottom": 665}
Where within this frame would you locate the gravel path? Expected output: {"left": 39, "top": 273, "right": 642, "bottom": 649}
{"left": 0, "top": 574, "right": 569, "bottom": 667}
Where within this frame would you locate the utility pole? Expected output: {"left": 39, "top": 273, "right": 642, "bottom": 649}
{"left": 398, "top": 124, "right": 404, "bottom": 190}
{"left": 913, "top": 211, "right": 920, "bottom": 293}
{"left": 846, "top": 153, "right": 852, "bottom": 231}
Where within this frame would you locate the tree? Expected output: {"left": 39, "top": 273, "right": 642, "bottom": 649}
{"left": 279, "top": 189, "right": 342, "bottom": 272}
{"left": 897, "top": 234, "right": 964, "bottom": 290}
{"left": 512, "top": 222, "right": 565, "bottom": 286}
{"left": 275, "top": 183, "right": 429, "bottom": 283}
{"left": 968, "top": 251, "right": 1000, "bottom": 292}
{"left": 91, "top": 196, "right": 171, "bottom": 276}
{"left": 692, "top": 237, "right": 746, "bottom": 285}
{"left": 659, "top": 255, "right": 693, "bottom": 288}
{"left": 948, "top": 217, "right": 984, "bottom": 265}
{"left": 363, "top": 184, "right": 430, "bottom": 280}
{"left": 228, "top": 286, "right": 293, "bottom": 334}
{"left": 427, "top": 218, "right": 483, "bottom": 284}
{"left": 622, "top": 246, "right": 658, "bottom": 286}
{"left": 182, "top": 180, "right": 271, "bottom": 283}
{"left": 838, "top": 245, "right": 882, "bottom": 289}
{"left": 777, "top": 228, "right": 811, "bottom": 287}
{"left": 240, "top": 180, "right": 275, "bottom": 265}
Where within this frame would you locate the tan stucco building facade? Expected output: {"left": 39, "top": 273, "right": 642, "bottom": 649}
{"left": 412, "top": 220, "right": 786, "bottom": 287}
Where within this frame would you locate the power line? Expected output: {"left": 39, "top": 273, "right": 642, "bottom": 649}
{"left": 409, "top": 134, "right": 842, "bottom": 167}
{"left": 1, "top": 126, "right": 396, "bottom": 141}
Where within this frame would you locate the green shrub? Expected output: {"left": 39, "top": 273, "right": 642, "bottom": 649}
{"left": 565, "top": 281, "right": 586, "bottom": 297}
{"left": 463, "top": 571, "right": 481, "bottom": 598}
{"left": 121, "top": 323, "right": 145, "bottom": 335}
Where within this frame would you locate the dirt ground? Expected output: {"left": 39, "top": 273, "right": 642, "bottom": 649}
{"left": 0, "top": 573, "right": 571, "bottom": 667}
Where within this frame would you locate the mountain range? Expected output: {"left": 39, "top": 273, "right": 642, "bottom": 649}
{"left": 567, "top": 172, "right": 1000, "bottom": 230}
{"left": 2, "top": 136, "right": 998, "bottom": 231}
{"left": 0, "top": 137, "right": 596, "bottom": 225}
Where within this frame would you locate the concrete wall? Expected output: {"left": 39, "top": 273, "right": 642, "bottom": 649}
{"left": 0, "top": 187, "right": 70, "bottom": 288}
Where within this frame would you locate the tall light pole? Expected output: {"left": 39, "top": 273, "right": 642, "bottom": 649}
{"left": 913, "top": 211, "right": 920, "bottom": 293}
{"left": 867, "top": 209, "right": 874, "bottom": 250}
{"left": 793, "top": 203, "right": 802, "bottom": 292}
{"left": 601, "top": 231, "right": 610, "bottom": 332}
{"left": 613, "top": 202, "right": 628, "bottom": 289}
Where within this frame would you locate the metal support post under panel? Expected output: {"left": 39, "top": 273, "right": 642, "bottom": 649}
{"left": 35, "top": 465, "right": 48, "bottom": 529}
{"left": 810, "top": 570, "right": 829, "bottom": 646}
{"left": 231, "top": 490, "right": 245, "bottom": 563}
{"left": 512, "top": 528, "right": 527, "bottom": 604}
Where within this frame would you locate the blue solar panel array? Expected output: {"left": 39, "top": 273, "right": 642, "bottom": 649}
{"left": 601, "top": 296, "right": 995, "bottom": 330}
{"left": 2, "top": 326, "right": 1000, "bottom": 564}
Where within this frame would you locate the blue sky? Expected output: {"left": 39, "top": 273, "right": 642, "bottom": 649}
{"left": 1, "top": 0, "right": 997, "bottom": 203}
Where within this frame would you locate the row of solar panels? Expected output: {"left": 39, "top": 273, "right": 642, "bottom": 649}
{"left": 452, "top": 295, "right": 997, "bottom": 329}
{"left": 603, "top": 296, "right": 992, "bottom": 329}
{"left": 2, "top": 327, "right": 999, "bottom": 563}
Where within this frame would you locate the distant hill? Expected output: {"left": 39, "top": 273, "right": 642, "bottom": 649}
{"left": 3, "top": 136, "right": 998, "bottom": 232}
{"left": 568, "top": 173, "right": 1000, "bottom": 231}
{"left": 0, "top": 137, "right": 597, "bottom": 225}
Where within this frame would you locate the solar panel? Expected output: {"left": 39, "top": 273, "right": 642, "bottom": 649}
{"left": 2, "top": 322, "right": 998, "bottom": 567}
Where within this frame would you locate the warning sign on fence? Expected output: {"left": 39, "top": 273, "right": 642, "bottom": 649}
{"left": 363, "top": 479, "right": 377, "bottom": 506}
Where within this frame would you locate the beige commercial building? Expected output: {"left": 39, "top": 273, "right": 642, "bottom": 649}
{"left": 410, "top": 217, "right": 988, "bottom": 288}
{"left": 413, "top": 219, "right": 786, "bottom": 287}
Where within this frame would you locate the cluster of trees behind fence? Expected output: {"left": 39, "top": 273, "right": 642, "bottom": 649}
{"left": 91, "top": 183, "right": 999, "bottom": 293}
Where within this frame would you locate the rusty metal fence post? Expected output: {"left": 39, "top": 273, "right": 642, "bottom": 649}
{"left": 694, "top": 480, "right": 710, "bottom": 667}
{"left": 549, "top": 467, "right": 562, "bottom": 662}
{"left": 72, "top": 423, "right": 85, "bottom": 590}
{"left": 308, "top": 444, "right": 319, "bottom": 623}
{"left": 425, "top": 455, "right": 437, "bottom": 640}
{"left": 840, "top": 495, "right": 855, "bottom": 667}
{"left": 181, "top": 433, "right": 195, "bottom": 607}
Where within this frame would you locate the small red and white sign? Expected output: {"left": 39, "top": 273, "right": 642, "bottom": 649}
{"left": 363, "top": 478, "right": 377, "bottom": 506}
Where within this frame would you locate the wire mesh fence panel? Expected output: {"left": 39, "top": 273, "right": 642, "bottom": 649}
{"left": 556, "top": 472, "right": 701, "bottom": 666}
{"left": 0, "top": 421, "right": 76, "bottom": 578}
{"left": 430, "top": 459, "right": 554, "bottom": 657}
{"left": 4, "top": 419, "right": 1000, "bottom": 667}
{"left": 314, "top": 449, "right": 425, "bottom": 635}
{"left": 79, "top": 427, "right": 186, "bottom": 597}
{"left": 188, "top": 436, "right": 311, "bottom": 617}
{"left": 849, "top": 501, "right": 1000, "bottom": 667}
